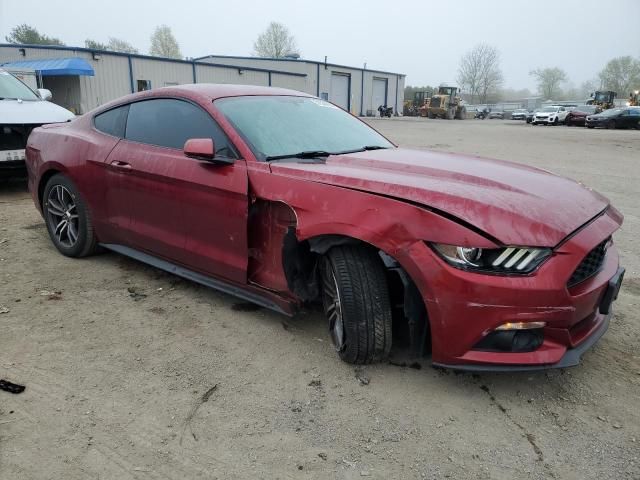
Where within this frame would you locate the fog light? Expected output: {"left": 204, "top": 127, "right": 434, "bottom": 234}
{"left": 495, "top": 321, "right": 546, "bottom": 331}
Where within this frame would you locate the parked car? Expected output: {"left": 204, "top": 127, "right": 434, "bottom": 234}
{"left": 565, "top": 105, "right": 598, "bottom": 126}
{"left": 557, "top": 106, "right": 576, "bottom": 124}
{"left": 26, "top": 84, "right": 624, "bottom": 371}
{"left": 488, "top": 110, "right": 504, "bottom": 119}
{"left": 585, "top": 107, "right": 640, "bottom": 129}
{"left": 526, "top": 110, "right": 535, "bottom": 123}
{"left": 532, "top": 106, "right": 565, "bottom": 125}
{"left": 0, "top": 68, "right": 74, "bottom": 177}
{"left": 511, "top": 109, "right": 528, "bottom": 120}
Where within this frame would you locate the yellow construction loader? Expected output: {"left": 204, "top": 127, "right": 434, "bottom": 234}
{"left": 424, "top": 85, "right": 466, "bottom": 120}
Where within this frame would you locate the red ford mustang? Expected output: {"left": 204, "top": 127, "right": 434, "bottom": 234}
{"left": 25, "top": 84, "right": 625, "bottom": 371}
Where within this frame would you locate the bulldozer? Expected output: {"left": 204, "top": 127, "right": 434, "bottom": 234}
{"left": 587, "top": 91, "right": 616, "bottom": 110}
{"left": 423, "top": 85, "right": 466, "bottom": 120}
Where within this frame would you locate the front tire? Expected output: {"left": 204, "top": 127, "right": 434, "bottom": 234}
{"left": 43, "top": 174, "right": 98, "bottom": 258}
{"left": 320, "top": 246, "right": 392, "bottom": 364}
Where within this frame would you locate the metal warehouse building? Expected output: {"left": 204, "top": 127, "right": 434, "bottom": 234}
{"left": 0, "top": 44, "right": 405, "bottom": 116}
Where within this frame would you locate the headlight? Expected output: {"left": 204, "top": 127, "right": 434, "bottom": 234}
{"left": 430, "top": 243, "right": 552, "bottom": 274}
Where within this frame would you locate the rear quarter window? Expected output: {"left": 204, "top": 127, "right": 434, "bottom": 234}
{"left": 94, "top": 105, "right": 129, "bottom": 138}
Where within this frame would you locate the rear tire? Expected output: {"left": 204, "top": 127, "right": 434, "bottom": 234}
{"left": 42, "top": 174, "right": 98, "bottom": 258}
{"left": 320, "top": 246, "right": 392, "bottom": 364}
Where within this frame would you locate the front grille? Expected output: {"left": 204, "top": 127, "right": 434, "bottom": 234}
{"left": 567, "top": 238, "right": 610, "bottom": 287}
{"left": 430, "top": 97, "right": 441, "bottom": 108}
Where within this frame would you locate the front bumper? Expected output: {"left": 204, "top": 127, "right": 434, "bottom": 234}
{"left": 396, "top": 210, "right": 623, "bottom": 370}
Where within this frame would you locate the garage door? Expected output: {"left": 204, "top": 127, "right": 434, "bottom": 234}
{"left": 330, "top": 73, "right": 350, "bottom": 110}
{"left": 372, "top": 78, "right": 388, "bottom": 112}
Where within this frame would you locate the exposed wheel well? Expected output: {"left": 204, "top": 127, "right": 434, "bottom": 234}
{"left": 283, "top": 233, "right": 431, "bottom": 356}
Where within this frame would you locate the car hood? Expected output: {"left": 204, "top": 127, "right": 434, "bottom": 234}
{"left": 269, "top": 148, "right": 609, "bottom": 247}
{"left": 0, "top": 99, "right": 74, "bottom": 124}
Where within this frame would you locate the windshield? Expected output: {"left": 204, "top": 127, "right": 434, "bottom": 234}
{"left": 575, "top": 105, "right": 597, "bottom": 114}
{"left": 215, "top": 96, "right": 393, "bottom": 160}
{"left": 0, "top": 70, "right": 40, "bottom": 101}
{"left": 540, "top": 106, "right": 558, "bottom": 112}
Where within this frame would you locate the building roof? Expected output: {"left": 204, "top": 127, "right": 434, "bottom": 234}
{"left": 1, "top": 57, "right": 95, "bottom": 76}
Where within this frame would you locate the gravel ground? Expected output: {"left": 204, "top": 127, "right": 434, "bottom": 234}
{"left": 1, "top": 118, "right": 639, "bottom": 479}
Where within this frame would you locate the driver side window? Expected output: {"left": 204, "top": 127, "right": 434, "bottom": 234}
{"left": 125, "top": 98, "right": 238, "bottom": 158}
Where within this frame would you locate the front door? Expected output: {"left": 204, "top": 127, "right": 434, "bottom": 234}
{"left": 103, "top": 97, "right": 249, "bottom": 283}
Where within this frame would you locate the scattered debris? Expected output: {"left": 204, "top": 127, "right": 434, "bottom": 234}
{"left": 180, "top": 384, "right": 218, "bottom": 444}
{"left": 317, "top": 452, "right": 327, "bottom": 461}
{"left": 0, "top": 306, "right": 9, "bottom": 314}
{"left": 355, "top": 367, "right": 370, "bottom": 385}
{"left": 0, "top": 238, "right": 7, "bottom": 244}
{"left": 612, "top": 423, "right": 622, "bottom": 429}
{"left": 0, "top": 379, "right": 25, "bottom": 394}
{"left": 597, "top": 415, "right": 607, "bottom": 422}
{"left": 308, "top": 379, "right": 322, "bottom": 388}
{"left": 127, "top": 287, "right": 147, "bottom": 301}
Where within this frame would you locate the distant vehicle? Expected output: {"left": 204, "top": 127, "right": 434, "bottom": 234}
{"left": 377, "top": 105, "right": 393, "bottom": 118}
{"left": 587, "top": 91, "right": 616, "bottom": 110}
{"left": 474, "top": 107, "right": 490, "bottom": 119}
{"left": 532, "top": 106, "right": 565, "bottom": 125}
{"left": 424, "top": 85, "right": 466, "bottom": 120}
{"left": 565, "top": 105, "right": 598, "bottom": 126}
{"left": 526, "top": 110, "right": 535, "bottom": 123}
{"left": 511, "top": 109, "right": 528, "bottom": 120}
{"left": 488, "top": 111, "right": 504, "bottom": 119}
{"left": 0, "top": 68, "right": 74, "bottom": 177}
{"left": 557, "top": 106, "right": 576, "bottom": 124}
{"left": 585, "top": 107, "right": 640, "bottom": 129}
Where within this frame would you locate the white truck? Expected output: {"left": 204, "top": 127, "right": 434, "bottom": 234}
{"left": 1, "top": 68, "right": 74, "bottom": 177}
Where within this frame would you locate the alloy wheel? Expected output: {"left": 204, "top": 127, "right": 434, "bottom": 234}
{"left": 46, "top": 185, "right": 79, "bottom": 248}
{"left": 321, "top": 259, "right": 345, "bottom": 351}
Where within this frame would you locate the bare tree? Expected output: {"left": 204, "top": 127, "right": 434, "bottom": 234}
{"left": 598, "top": 56, "right": 640, "bottom": 97}
{"left": 6, "top": 24, "right": 64, "bottom": 45}
{"left": 253, "top": 22, "right": 299, "bottom": 58}
{"left": 149, "top": 25, "right": 182, "bottom": 59}
{"left": 457, "top": 44, "right": 503, "bottom": 104}
{"left": 529, "top": 67, "right": 567, "bottom": 100}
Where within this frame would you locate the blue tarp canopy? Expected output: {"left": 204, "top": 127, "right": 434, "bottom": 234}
{"left": 1, "top": 57, "right": 94, "bottom": 76}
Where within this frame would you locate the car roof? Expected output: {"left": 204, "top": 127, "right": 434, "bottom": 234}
{"left": 93, "top": 83, "right": 313, "bottom": 115}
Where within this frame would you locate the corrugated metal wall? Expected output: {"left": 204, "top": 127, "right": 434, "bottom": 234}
{"left": 79, "top": 53, "right": 130, "bottom": 112}
{"left": 203, "top": 56, "right": 405, "bottom": 116}
{"left": 131, "top": 58, "right": 193, "bottom": 89}
{"left": 1, "top": 46, "right": 404, "bottom": 116}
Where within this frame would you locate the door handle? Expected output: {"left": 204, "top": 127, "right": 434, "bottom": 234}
{"left": 110, "top": 160, "right": 132, "bottom": 171}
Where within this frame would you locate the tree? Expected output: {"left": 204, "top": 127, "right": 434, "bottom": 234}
{"left": 5, "top": 24, "right": 64, "bottom": 45}
{"left": 529, "top": 67, "right": 567, "bottom": 100}
{"left": 85, "top": 37, "right": 139, "bottom": 54}
{"left": 253, "top": 22, "right": 299, "bottom": 58}
{"left": 106, "top": 38, "right": 139, "bottom": 54}
{"left": 85, "top": 39, "right": 108, "bottom": 50}
{"left": 149, "top": 25, "right": 182, "bottom": 59}
{"left": 598, "top": 56, "right": 640, "bottom": 98}
{"left": 457, "top": 44, "right": 503, "bottom": 104}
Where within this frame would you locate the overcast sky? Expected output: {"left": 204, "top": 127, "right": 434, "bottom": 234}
{"left": 1, "top": 0, "right": 639, "bottom": 91}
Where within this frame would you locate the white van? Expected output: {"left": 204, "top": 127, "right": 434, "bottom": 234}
{"left": 1, "top": 68, "right": 74, "bottom": 177}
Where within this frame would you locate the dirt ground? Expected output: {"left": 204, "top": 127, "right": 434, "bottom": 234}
{"left": 1, "top": 119, "right": 639, "bottom": 480}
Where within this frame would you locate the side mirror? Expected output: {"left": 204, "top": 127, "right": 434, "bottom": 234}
{"left": 184, "top": 138, "right": 233, "bottom": 166}
{"left": 37, "top": 88, "right": 52, "bottom": 101}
